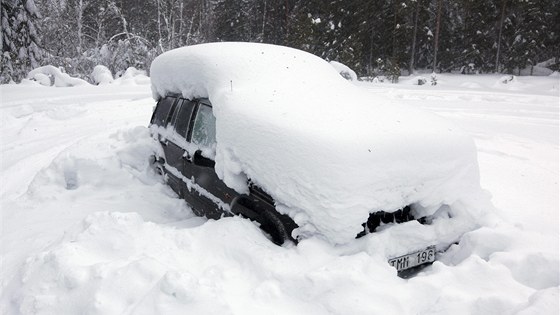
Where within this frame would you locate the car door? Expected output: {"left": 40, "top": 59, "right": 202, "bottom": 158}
{"left": 152, "top": 96, "right": 184, "bottom": 195}
{"left": 163, "top": 98, "right": 197, "bottom": 197}
{"left": 183, "top": 100, "right": 239, "bottom": 219}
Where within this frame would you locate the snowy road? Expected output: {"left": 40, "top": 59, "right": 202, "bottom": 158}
{"left": 1, "top": 75, "right": 558, "bottom": 314}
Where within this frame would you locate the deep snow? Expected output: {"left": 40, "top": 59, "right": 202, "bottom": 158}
{"left": 150, "top": 43, "right": 487, "bottom": 244}
{"left": 0, "top": 73, "right": 558, "bottom": 314}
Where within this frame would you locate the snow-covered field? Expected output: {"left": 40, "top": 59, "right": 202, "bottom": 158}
{"left": 1, "top": 74, "right": 558, "bottom": 314}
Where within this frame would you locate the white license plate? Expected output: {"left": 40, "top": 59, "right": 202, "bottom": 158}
{"left": 388, "top": 246, "right": 436, "bottom": 272}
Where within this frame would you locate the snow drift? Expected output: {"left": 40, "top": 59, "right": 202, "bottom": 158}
{"left": 27, "top": 65, "right": 90, "bottom": 87}
{"left": 91, "top": 65, "right": 114, "bottom": 85}
{"left": 329, "top": 60, "right": 358, "bottom": 81}
{"left": 150, "top": 43, "right": 488, "bottom": 244}
{"left": 1, "top": 73, "right": 557, "bottom": 315}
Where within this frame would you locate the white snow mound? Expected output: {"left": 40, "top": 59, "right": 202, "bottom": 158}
{"left": 114, "top": 67, "right": 150, "bottom": 85}
{"left": 27, "top": 65, "right": 90, "bottom": 87}
{"left": 150, "top": 42, "right": 487, "bottom": 244}
{"left": 91, "top": 65, "right": 114, "bottom": 85}
{"left": 329, "top": 60, "right": 358, "bottom": 81}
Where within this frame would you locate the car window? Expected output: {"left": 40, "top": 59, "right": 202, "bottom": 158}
{"left": 172, "top": 99, "right": 195, "bottom": 138}
{"left": 191, "top": 104, "right": 216, "bottom": 149}
{"left": 152, "top": 96, "right": 176, "bottom": 126}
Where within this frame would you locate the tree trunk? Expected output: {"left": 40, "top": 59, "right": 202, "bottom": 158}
{"left": 178, "top": 1, "right": 184, "bottom": 46}
{"left": 369, "top": 27, "right": 374, "bottom": 76}
{"left": 392, "top": 0, "right": 398, "bottom": 60}
{"left": 261, "top": 0, "right": 267, "bottom": 42}
{"left": 409, "top": 0, "right": 421, "bottom": 74}
{"left": 495, "top": 0, "right": 507, "bottom": 73}
{"left": 157, "top": 0, "right": 164, "bottom": 52}
{"left": 432, "top": 0, "right": 442, "bottom": 72}
{"left": 76, "top": 0, "right": 84, "bottom": 54}
{"left": 284, "top": 0, "right": 289, "bottom": 44}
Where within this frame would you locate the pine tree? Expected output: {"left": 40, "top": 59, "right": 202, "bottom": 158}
{"left": 213, "top": 0, "right": 254, "bottom": 42}
{"left": 1, "top": 0, "right": 42, "bottom": 83}
{"left": 460, "top": 0, "right": 498, "bottom": 72}
{"left": 288, "top": 0, "right": 364, "bottom": 71}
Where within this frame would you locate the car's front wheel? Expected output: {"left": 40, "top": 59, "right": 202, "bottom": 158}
{"left": 231, "top": 196, "right": 296, "bottom": 245}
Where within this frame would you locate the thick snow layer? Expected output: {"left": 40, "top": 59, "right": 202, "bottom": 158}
{"left": 329, "top": 60, "right": 358, "bottom": 81}
{"left": 91, "top": 65, "right": 114, "bottom": 85}
{"left": 27, "top": 65, "right": 90, "bottom": 87}
{"left": 114, "top": 67, "right": 150, "bottom": 85}
{"left": 150, "top": 43, "right": 485, "bottom": 244}
{"left": 1, "top": 74, "right": 558, "bottom": 314}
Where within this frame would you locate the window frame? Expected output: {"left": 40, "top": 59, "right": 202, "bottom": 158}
{"left": 188, "top": 100, "right": 216, "bottom": 150}
{"left": 151, "top": 96, "right": 179, "bottom": 127}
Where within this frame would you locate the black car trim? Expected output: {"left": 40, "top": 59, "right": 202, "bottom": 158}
{"left": 164, "top": 163, "right": 232, "bottom": 212}
{"left": 186, "top": 101, "right": 199, "bottom": 142}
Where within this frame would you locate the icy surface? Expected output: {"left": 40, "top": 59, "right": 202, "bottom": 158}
{"left": 151, "top": 43, "right": 486, "bottom": 244}
{"left": 0, "top": 74, "right": 558, "bottom": 315}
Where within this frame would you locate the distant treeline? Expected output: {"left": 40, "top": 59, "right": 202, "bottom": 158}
{"left": 2, "top": 0, "right": 559, "bottom": 83}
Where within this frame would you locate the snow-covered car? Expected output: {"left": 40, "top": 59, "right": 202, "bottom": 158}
{"left": 149, "top": 43, "right": 486, "bottom": 273}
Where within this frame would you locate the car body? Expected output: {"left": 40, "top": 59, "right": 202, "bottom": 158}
{"left": 149, "top": 95, "right": 298, "bottom": 245}
{"left": 149, "top": 42, "right": 487, "bottom": 273}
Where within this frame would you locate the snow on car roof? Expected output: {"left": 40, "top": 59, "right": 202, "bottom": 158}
{"left": 150, "top": 42, "right": 484, "bottom": 244}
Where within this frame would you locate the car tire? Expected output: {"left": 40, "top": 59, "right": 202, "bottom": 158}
{"left": 259, "top": 207, "right": 294, "bottom": 246}
{"left": 231, "top": 196, "right": 294, "bottom": 245}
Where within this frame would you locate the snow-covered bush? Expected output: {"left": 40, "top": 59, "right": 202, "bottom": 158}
{"left": 113, "top": 67, "right": 150, "bottom": 85}
{"left": 518, "top": 65, "right": 554, "bottom": 76}
{"left": 497, "top": 75, "right": 517, "bottom": 85}
{"left": 494, "top": 75, "right": 524, "bottom": 90}
{"left": 378, "top": 58, "right": 400, "bottom": 83}
{"left": 460, "top": 63, "right": 477, "bottom": 74}
{"left": 415, "top": 76, "right": 427, "bottom": 85}
{"left": 430, "top": 72, "right": 438, "bottom": 85}
{"left": 329, "top": 60, "right": 358, "bottom": 81}
{"left": 32, "top": 72, "right": 52, "bottom": 86}
{"left": 27, "top": 66, "right": 90, "bottom": 87}
{"left": 100, "top": 39, "right": 157, "bottom": 78}
{"left": 116, "top": 67, "right": 146, "bottom": 79}
{"left": 91, "top": 65, "right": 113, "bottom": 85}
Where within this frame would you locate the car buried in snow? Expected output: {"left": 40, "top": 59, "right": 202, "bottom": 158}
{"left": 148, "top": 42, "right": 487, "bottom": 274}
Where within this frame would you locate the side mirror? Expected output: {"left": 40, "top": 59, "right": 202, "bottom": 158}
{"left": 192, "top": 150, "right": 215, "bottom": 168}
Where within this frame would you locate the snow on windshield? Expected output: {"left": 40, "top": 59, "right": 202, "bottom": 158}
{"left": 150, "top": 42, "right": 488, "bottom": 244}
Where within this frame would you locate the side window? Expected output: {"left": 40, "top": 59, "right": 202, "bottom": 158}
{"left": 151, "top": 96, "right": 176, "bottom": 126}
{"left": 172, "top": 100, "right": 196, "bottom": 138}
{"left": 191, "top": 104, "right": 216, "bottom": 150}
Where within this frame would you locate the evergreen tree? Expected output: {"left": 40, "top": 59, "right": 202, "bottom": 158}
{"left": 500, "top": 0, "right": 558, "bottom": 74}
{"left": 1, "top": 0, "right": 42, "bottom": 83}
{"left": 288, "top": 0, "right": 364, "bottom": 71}
{"left": 458, "top": 0, "right": 498, "bottom": 72}
{"left": 213, "top": 0, "right": 254, "bottom": 41}
{"left": 4, "top": 0, "right": 560, "bottom": 81}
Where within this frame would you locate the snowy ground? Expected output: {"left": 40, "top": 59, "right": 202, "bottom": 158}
{"left": 1, "top": 74, "right": 558, "bottom": 314}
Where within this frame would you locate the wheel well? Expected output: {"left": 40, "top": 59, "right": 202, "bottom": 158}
{"left": 230, "top": 196, "right": 296, "bottom": 245}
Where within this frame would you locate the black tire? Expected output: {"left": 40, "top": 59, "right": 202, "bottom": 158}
{"left": 231, "top": 196, "right": 296, "bottom": 246}
{"left": 259, "top": 208, "right": 294, "bottom": 245}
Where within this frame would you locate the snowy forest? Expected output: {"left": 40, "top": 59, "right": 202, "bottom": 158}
{"left": 2, "top": 0, "right": 559, "bottom": 84}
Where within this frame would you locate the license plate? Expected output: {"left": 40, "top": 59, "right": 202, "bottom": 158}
{"left": 388, "top": 246, "right": 436, "bottom": 272}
